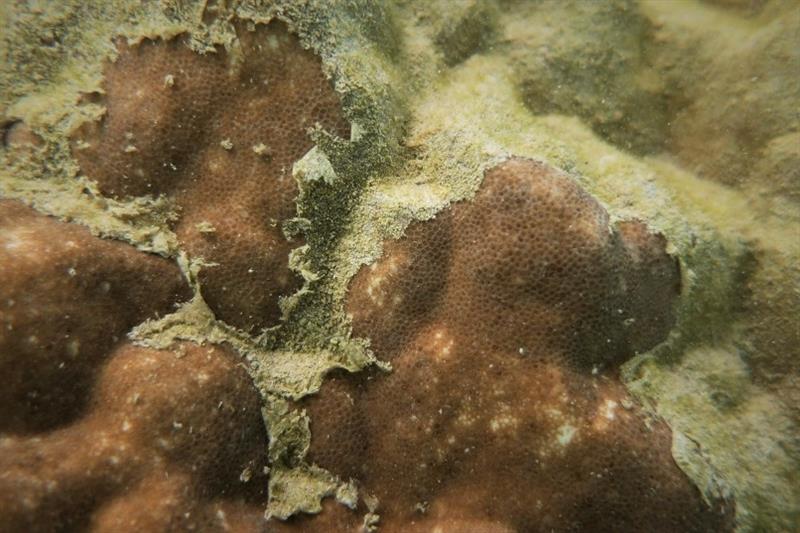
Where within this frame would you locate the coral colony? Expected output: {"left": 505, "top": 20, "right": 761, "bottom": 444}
{"left": 1, "top": 1, "right": 798, "bottom": 532}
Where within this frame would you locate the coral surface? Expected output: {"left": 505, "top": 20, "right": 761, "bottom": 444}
{"left": 0, "top": 341, "right": 269, "bottom": 532}
{"left": 1, "top": 0, "right": 798, "bottom": 532}
{"left": 305, "top": 158, "right": 728, "bottom": 531}
{"left": 71, "top": 21, "right": 349, "bottom": 331}
{"left": 0, "top": 200, "right": 190, "bottom": 433}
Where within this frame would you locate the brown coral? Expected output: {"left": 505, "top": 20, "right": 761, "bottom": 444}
{"left": 0, "top": 341, "right": 269, "bottom": 532}
{"left": 301, "top": 158, "right": 730, "bottom": 532}
{"left": 71, "top": 20, "right": 349, "bottom": 332}
{"left": 0, "top": 19, "right": 354, "bottom": 531}
{"left": 0, "top": 197, "right": 272, "bottom": 531}
{"left": 0, "top": 200, "right": 191, "bottom": 433}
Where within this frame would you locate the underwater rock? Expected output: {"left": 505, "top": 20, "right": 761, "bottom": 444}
{"left": 0, "top": 0, "right": 798, "bottom": 531}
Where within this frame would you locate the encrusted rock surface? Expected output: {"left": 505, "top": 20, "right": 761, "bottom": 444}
{"left": 0, "top": 0, "right": 798, "bottom": 532}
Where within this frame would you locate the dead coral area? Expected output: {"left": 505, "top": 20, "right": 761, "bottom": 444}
{"left": 506, "top": 0, "right": 800, "bottom": 200}
{"left": 300, "top": 159, "right": 731, "bottom": 532}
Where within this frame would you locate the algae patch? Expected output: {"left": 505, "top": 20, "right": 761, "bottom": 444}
{"left": 625, "top": 346, "right": 800, "bottom": 531}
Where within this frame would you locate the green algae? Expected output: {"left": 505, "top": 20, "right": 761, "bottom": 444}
{"left": 1, "top": 0, "right": 798, "bottom": 529}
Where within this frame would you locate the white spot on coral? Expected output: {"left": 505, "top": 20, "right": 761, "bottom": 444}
{"left": 2, "top": 233, "right": 22, "bottom": 251}
{"left": 557, "top": 424, "right": 577, "bottom": 446}
{"left": 489, "top": 404, "right": 519, "bottom": 434}
{"left": 216, "top": 509, "right": 228, "bottom": 529}
{"left": 252, "top": 143, "right": 271, "bottom": 157}
{"left": 602, "top": 399, "right": 618, "bottom": 420}
{"left": 456, "top": 410, "right": 477, "bottom": 427}
{"left": 592, "top": 399, "right": 620, "bottom": 432}
{"left": 423, "top": 327, "right": 455, "bottom": 362}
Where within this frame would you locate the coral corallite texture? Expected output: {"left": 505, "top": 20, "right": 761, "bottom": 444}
{"left": 0, "top": 200, "right": 191, "bottom": 434}
{"left": 71, "top": 21, "right": 349, "bottom": 332}
{"left": 0, "top": 199, "right": 270, "bottom": 531}
{"left": 0, "top": 341, "right": 270, "bottom": 532}
{"left": 302, "top": 158, "right": 731, "bottom": 532}
{"left": 0, "top": 19, "right": 353, "bottom": 532}
{"left": 2, "top": 1, "right": 798, "bottom": 530}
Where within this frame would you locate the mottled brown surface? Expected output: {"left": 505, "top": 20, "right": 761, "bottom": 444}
{"left": 0, "top": 200, "right": 273, "bottom": 532}
{"left": 0, "top": 341, "right": 269, "bottom": 532}
{"left": 302, "top": 158, "right": 730, "bottom": 532}
{"left": 71, "top": 21, "right": 349, "bottom": 332}
{"left": 1, "top": 20, "right": 355, "bottom": 532}
{"left": 0, "top": 14, "right": 739, "bottom": 529}
{"left": 0, "top": 200, "right": 191, "bottom": 433}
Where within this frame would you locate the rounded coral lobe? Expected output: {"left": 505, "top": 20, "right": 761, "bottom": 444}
{"left": 350, "top": 157, "right": 681, "bottom": 370}
{"left": 448, "top": 158, "right": 680, "bottom": 367}
{"left": 70, "top": 21, "right": 350, "bottom": 332}
{"left": 0, "top": 201, "right": 269, "bottom": 532}
{"left": 1, "top": 19, "right": 353, "bottom": 532}
{"left": 304, "top": 158, "right": 728, "bottom": 532}
{"left": 0, "top": 341, "right": 269, "bottom": 532}
{"left": 0, "top": 200, "right": 191, "bottom": 433}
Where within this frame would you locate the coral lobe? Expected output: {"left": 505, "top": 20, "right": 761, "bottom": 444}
{"left": 303, "top": 158, "right": 727, "bottom": 532}
{"left": 72, "top": 21, "right": 349, "bottom": 332}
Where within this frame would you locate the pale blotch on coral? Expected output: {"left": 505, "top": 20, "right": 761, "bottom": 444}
{"left": 71, "top": 20, "right": 349, "bottom": 332}
{"left": 301, "top": 158, "right": 730, "bottom": 532}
